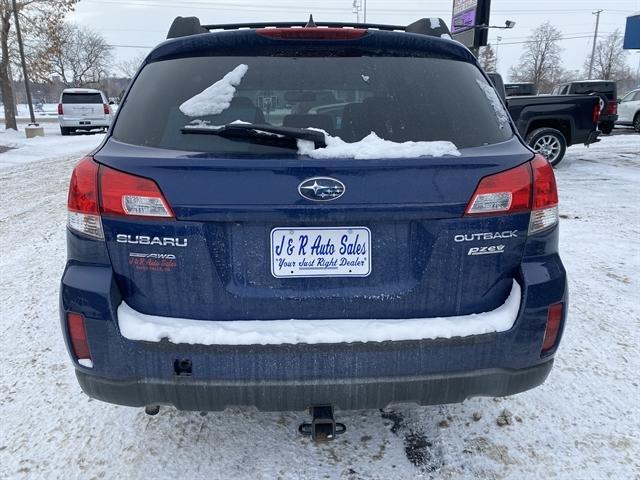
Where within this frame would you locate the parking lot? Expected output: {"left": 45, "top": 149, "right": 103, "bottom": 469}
{"left": 0, "top": 128, "right": 638, "bottom": 479}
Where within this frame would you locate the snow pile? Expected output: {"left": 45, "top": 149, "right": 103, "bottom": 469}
{"left": 0, "top": 124, "right": 104, "bottom": 169}
{"left": 184, "top": 119, "right": 251, "bottom": 130}
{"left": 179, "top": 64, "right": 249, "bottom": 117}
{"left": 476, "top": 78, "right": 510, "bottom": 129}
{"left": 117, "top": 280, "right": 520, "bottom": 346}
{"left": 297, "top": 131, "right": 460, "bottom": 159}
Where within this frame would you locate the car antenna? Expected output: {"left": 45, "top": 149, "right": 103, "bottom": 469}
{"left": 305, "top": 15, "right": 317, "bottom": 28}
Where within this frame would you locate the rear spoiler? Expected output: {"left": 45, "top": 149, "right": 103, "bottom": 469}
{"left": 167, "top": 16, "right": 451, "bottom": 40}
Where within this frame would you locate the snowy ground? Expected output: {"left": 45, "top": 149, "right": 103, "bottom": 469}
{"left": 0, "top": 131, "right": 638, "bottom": 479}
{"left": 0, "top": 124, "right": 105, "bottom": 169}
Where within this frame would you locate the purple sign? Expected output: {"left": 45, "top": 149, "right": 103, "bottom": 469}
{"left": 451, "top": 0, "right": 478, "bottom": 33}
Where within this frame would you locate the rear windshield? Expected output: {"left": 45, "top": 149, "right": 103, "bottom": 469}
{"left": 505, "top": 84, "right": 536, "bottom": 96}
{"left": 113, "top": 55, "right": 512, "bottom": 155}
{"left": 62, "top": 93, "right": 103, "bottom": 104}
{"left": 570, "top": 83, "right": 616, "bottom": 99}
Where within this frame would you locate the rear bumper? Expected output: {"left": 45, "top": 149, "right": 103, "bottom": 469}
{"left": 61, "top": 227, "right": 567, "bottom": 412}
{"left": 59, "top": 117, "right": 111, "bottom": 128}
{"left": 76, "top": 360, "right": 553, "bottom": 411}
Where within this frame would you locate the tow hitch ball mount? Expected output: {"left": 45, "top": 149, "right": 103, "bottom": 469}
{"left": 299, "top": 405, "right": 346, "bottom": 442}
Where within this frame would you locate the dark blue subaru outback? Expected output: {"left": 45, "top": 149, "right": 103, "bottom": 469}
{"left": 60, "top": 17, "right": 567, "bottom": 430}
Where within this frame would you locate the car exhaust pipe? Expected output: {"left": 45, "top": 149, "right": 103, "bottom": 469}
{"left": 144, "top": 405, "right": 160, "bottom": 416}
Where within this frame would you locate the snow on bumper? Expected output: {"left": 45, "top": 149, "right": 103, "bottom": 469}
{"left": 117, "top": 280, "right": 521, "bottom": 346}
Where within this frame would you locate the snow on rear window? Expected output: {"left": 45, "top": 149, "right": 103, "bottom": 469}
{"left": 179, "top": 64, "right": 249, "bottom": 117}
{"left": 297, "top": 130, "right": 460, "bottom": 159}
{"left": 476, "top": 79, "right": 510, "bottom": 129}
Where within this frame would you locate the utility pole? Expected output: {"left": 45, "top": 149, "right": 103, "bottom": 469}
{"left": 588, "top": 9, "right": 603, "bottom": 79}
{"left": 352, "top": 0, "right": 361, "bottom": 23}
{"left": 495, "top": 35, "right": 502, "bottom": 71}
{"left": 11, "top": 0, "right": 37, "bottom": 127}
{"left": 363, "top": 0, "right": 367, "bottom": 23}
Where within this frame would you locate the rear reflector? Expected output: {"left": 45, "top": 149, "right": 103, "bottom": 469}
{"left": 67, "top": 312, "right": 92, "bottom": 363}
{"left": 256, "top": 27, "right": 366, "bottom": 40}
{"left": 465, "top": 162, "right": 532, "bottom": 215}
{"left": 99, "top": 165, "right": 174, "bottom": 218}
{"left": 67, "top": 157, "right": 103, "bottom": 239}
{"left": 529, "top": 155, "right": 559, "bottom": 234}
{"left": 542, "top": 302, "right": 563, "bottom": 354}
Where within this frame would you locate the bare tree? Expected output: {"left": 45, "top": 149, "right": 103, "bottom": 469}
{"left": 116, "top": 52, "right": 147, "bottom": 79}
{"left": 584, "top": 29, "right": 631, "bottom": 80}
{"left": 49, "top": 24, "right": 112, "bottom": 87}
{"left": 509, "top": 22, "right": 565, "bottom": 94}
{"left": 0, "top": 0, "right": 77, "bottom": 129}
{"left": 478, "top": 44, "right": 497, "bottom": 72}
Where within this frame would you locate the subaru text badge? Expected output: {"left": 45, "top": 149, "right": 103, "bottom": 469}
{"left": 298, "top": 177, "right": 345, "bottom": 202}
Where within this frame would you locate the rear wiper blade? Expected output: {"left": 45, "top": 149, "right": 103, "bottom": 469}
{"left": 181, "top": 123, "right": 326, "bottom": 149}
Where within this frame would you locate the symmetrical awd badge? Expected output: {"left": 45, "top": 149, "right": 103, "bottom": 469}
{"left": 298, "top": 177, "right": 345, "bottom": 202}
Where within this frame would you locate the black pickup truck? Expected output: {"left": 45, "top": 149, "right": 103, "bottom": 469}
{"left": 506, "top": 95, "right": 601, "bottom": 165}
{"left": 487, "top": 74, "right": 601, "bottom": 166}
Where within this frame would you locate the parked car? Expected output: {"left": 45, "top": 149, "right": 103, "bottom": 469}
{"left": 551, "top": 80, "right": 618, "bottom": 134}
{"left": 506, "top": 94, "right": 601, "bottom": 166}
{"left": 58, "top": 88, "right": 113, "bottom": 136}
{"left": 505, "top": 82, "right": 537, "bottom": 97}
{"left": 486, "top": 74, "right": 600, "bottom": 166}
{"left": 616, "top": 88, "right": 640, "bottom": 132}
{"left": 60, "top": 17, "right": 567, "bottom": 437}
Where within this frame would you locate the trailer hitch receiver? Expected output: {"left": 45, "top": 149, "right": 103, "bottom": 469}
{"left": 299, "top": 405, "right": 346, "bottom": 442}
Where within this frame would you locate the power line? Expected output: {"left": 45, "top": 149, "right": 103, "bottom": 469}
{"left": 81, "top": 0, "right": 637, "bottom": 16}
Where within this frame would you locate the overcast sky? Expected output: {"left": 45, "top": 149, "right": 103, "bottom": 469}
{"left": 69, "top": 0, "right": 639, "bottom": 78}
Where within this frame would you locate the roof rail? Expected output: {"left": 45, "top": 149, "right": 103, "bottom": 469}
{"left": 166, "top": 16, "right": 451, "bottom": 39}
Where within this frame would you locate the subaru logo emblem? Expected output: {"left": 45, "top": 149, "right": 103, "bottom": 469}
{"left": 298, "top": 177, "right": 345, "bottom": 202}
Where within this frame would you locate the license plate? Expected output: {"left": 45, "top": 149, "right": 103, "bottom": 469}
{"left": 271, "top": 227, "right": 371, "bottom": 278}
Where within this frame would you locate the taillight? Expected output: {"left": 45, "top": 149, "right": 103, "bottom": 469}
{"left": 542, "top": 302, "right": 563, "bottom": 354}
{"left": 465, "top": 162, "right": 532, "bottom": 215}
{"left": 67, "top": 157, "right": 103, "bottom": 239}
{"left": 592, "top": 103, "right": 601, "bottom": 124}
{"left": 605, "top": 101, "right": 617, "bottom": 115}
{"left": 67, "top": 312, "right": 92, "bottom": 366}
{"left": 529, "top": 154, "right": 559, "bottom": 234}
{"left": 256, "top": 27, "right": 366, "bottom": 40}
{"left": 99, "top": 165, "right": 174, "bottom": 218}
{"left": 103, "top": 103, "right": 110, "bottom": 115}
{"left": 465, "top": 154, "right": 559, "bottom": 234}
{"left": 58, "top": 103, "right": 63, "bottom": 115}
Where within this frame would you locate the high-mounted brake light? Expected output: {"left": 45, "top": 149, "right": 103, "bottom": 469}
{"left": 465, "top": 162, "right": 532, "bottom": 215}
{"left": 99, "top": 166, "right": 174, "bottom": 218}
{"left": 465, "top": 154, "right": 559, "bottom": 234}
{"left": 58, "top": 103, "right": 64, "bottom": 115}
{"left": 256, "top": 27, "right": 366, "bottom": 40}
{"left": 542, "top": 302, "right": 563, "bottom": 354}
{"left": 67, "top": 157, "right": 103, "bottom": 239}
{"left": 67, "top": 312, "right": 92, "bottom": 366}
